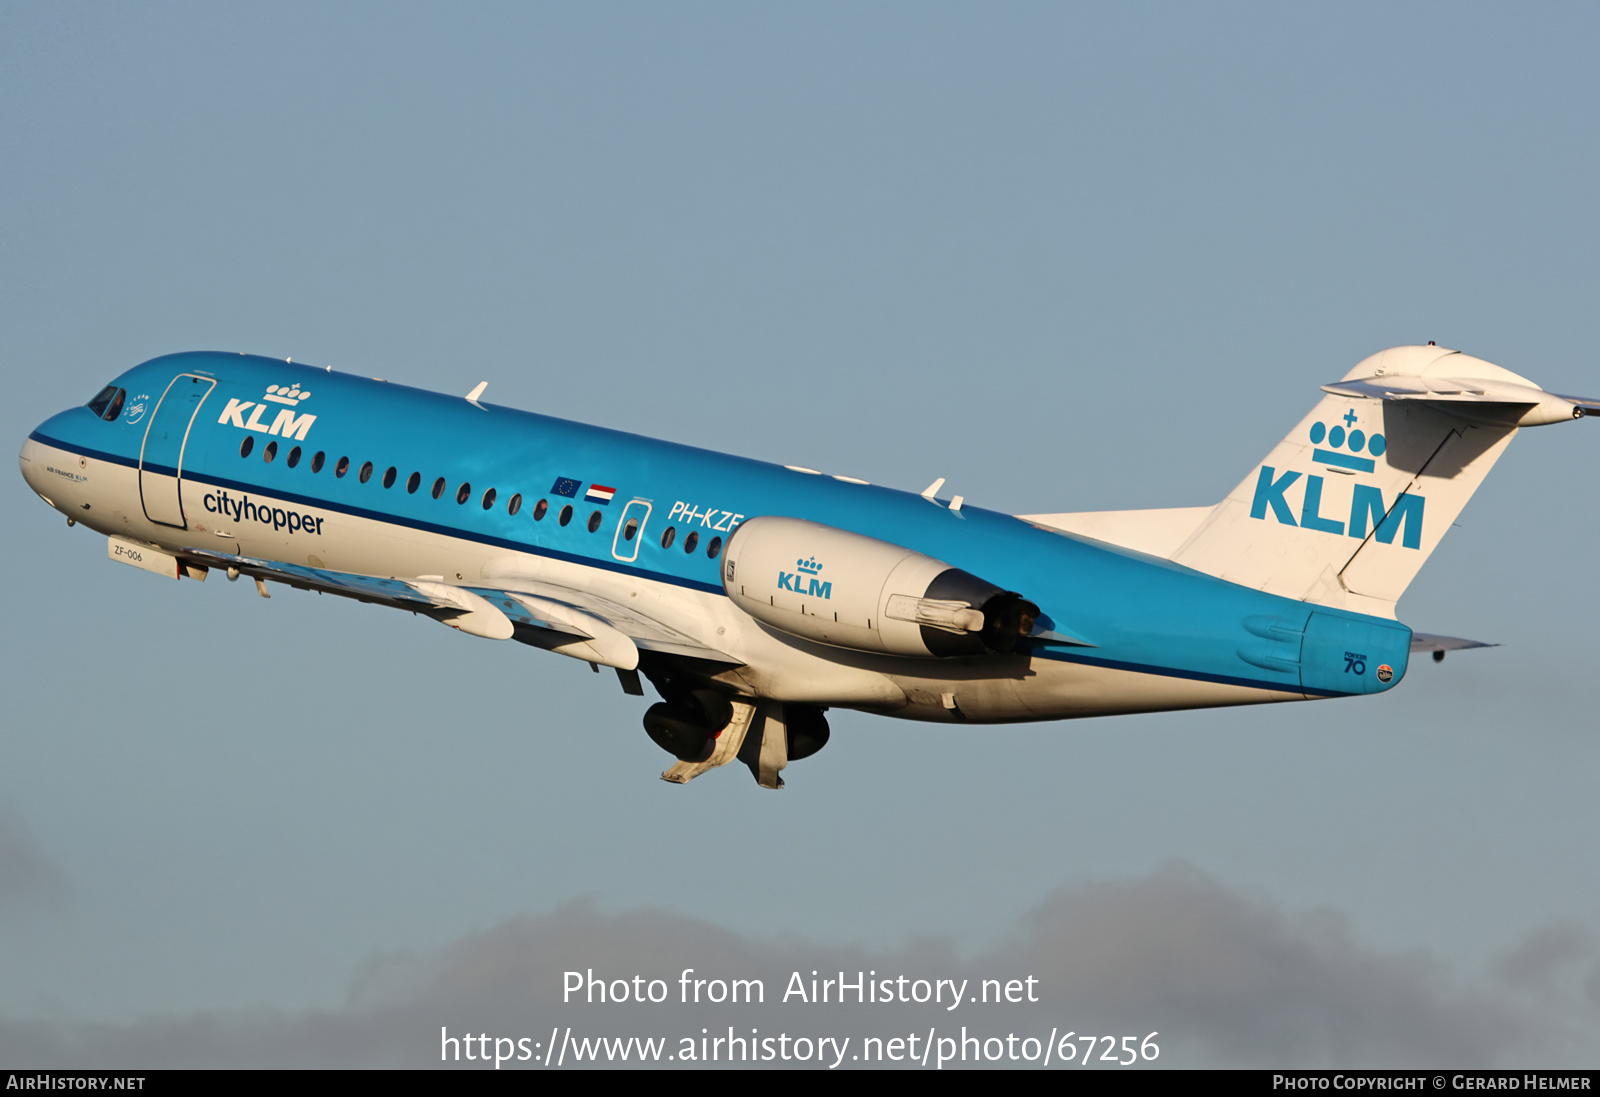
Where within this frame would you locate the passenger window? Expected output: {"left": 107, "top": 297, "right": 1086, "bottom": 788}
{"left": 660, "top": 526, "right": 676, "bottom": 549}
{"left": 684, "top": 531, "right": 699, "bottom": 554}
{"left": 311, "top": 451, "right": 325, "bottom": 473}
{"left": 287, "top": 446, "right": 302, "bottom": 468}
{"left": 240, "top": 437, "right": 254, "bottom": 459}
{"left": 456, "top": 482, "right": 471, "bottom": 504}
{"left": 432, "top": 477, "right": 446, "bottom": 499}
{"left": 707, "top": 536, "right": 722, "bottom": 559}
{"left": 336, "top": 456, "right": 350, "bottom": 478}
{"left": 558, "top": 504, "right": 573, "bottom": 526}
{"left": 407, "top": 472, "right": 421, "bottom": 494}
{"left": 587, "top": 510, "right": 602, "bottom": 532}
{"left": 359, "top": 461, "right": 373, "bottom": 483}
{"left": 263, "top": 441, "right": 278, "bottom": 463}
{"left": 507, "top": 493, "right": 522, "bottom": 516}
{"left": 382, "top": 466, "right": 397, "bottom": 489}
{"left": 482, "top": 487, "right": 497, "bottom": 510}
{"left": 533, "top": 499, "right": 548, "bottom": 521}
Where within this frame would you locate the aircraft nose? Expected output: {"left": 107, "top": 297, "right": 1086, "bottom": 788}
{"left": 20, "top": 429, "right": 55, "bottom": 505}
{"left": 20, "top": 408, "right": 85, "bottom": 510}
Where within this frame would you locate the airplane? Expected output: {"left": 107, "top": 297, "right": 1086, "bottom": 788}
{"left": 20, "top": 344, "right": 1598, "bottom": 789}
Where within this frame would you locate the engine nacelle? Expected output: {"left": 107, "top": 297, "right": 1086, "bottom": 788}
{"left": 721, "top": 516, "right": 1037, "bottom": 658}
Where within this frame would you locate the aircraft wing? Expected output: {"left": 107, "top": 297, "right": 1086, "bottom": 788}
{"left": 171, "top": 545, "right": 738, "bottom": 669}
{"left": 175, "top": 546, "right": 438, "bottom": 610}
{"left": 472, "top": 580, "right": 737, "bottom": 663}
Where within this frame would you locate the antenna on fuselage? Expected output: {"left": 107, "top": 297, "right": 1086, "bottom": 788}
{"left": 465, "top": 381, "right": 488, "bottom": 408}
{"left": 920, "top": 477, "right": 946, "bottom": 500}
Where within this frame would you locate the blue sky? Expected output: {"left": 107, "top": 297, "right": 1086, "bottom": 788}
{"left": 3, "top": 2, "right": 1598, "bottom": 1067}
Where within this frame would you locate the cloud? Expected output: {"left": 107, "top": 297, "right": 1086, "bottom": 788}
{"left": 997, "top": 864, "right": 1528, "bottom": 1066}
{"left": 0, "top": 806, "right": 68, "bottom": 908}
{"left": 2, "top": 863, "right": 1596, "bottom": 1068}
{"left": 1493, "top": 923, "right": 1594, "bottom": 992}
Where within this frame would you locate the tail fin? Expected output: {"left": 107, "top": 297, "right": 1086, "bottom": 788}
{"left": 1168, "top": 345, "right": 1593, "bottom": 614}
{"left": 1023, "top": 346, "right": 1595, "bottom": 616}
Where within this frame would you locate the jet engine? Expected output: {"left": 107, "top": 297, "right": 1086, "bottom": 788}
{"left": 721, "top": 516, "right": 1037, "bottom": 658}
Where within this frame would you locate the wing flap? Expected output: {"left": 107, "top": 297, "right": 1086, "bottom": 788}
{"left": 491, "top": 580, "right": 738, "bottom": 663}
{"left": 469, "top": 589, "right": 644, "bottom": 670}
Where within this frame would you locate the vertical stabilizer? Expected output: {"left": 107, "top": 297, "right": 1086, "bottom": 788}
{"left": 1169, "top": 345, "right": 1589, "bottom": 615}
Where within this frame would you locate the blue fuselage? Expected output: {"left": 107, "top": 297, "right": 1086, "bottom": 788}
{"left": 24, "top": 352, "right": 1412, "bottom": 721}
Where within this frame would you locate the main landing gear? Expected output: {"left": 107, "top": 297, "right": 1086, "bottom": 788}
{"left": 643, "top": 689, "right": 829, "bottom": 790}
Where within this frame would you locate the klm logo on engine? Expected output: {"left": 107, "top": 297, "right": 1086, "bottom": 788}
{"left": 1248, "top": 410, "right": 1424, "bottom": 549}
{"left": 777, "top": 556, "right": 832, "bottom": 599}
{"left": 216, "top": 383, "right": 317, "bottom": 440}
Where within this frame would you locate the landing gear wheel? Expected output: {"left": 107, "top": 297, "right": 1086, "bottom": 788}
{"left": 785, "top": 706, "right": 830, "bottom": 761}
{"left": 643, "top": 702, "right": 716, "bottom": 763}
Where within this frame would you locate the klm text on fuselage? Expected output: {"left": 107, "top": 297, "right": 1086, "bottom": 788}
{"left": 216, "top": 399, "right": 317, "bottom": 440}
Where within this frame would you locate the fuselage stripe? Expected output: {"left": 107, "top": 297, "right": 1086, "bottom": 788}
{"left": 28, "top": 429, "right": 1357, "bottom": 700}
{"left": 29, "top": 430, "right": 723, "bottom": 594}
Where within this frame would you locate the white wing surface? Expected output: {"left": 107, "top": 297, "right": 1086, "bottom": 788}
{"left": 166, "top": 544, "right": 739, "bottom": 668}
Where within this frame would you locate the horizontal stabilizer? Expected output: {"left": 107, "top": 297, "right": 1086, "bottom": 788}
{"left": 1411, "top": 632, "right": 1497, "bottom": 664}
{"left": 1321, "top": 376, "right": 1593, "bottom": 427}
{"left": 1409, "top": 632, "right": 1498, "bottom": 655}
{"left": 1556, "top": 393, "right": 1600, "bottom": 416}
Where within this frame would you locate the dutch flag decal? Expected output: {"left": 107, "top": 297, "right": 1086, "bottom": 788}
{"left": 585, "top": 484, "right": 616, "bottom": 505}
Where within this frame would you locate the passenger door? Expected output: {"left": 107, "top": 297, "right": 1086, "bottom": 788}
{"left": 138, "top": 373, "right": 216, "bottom": 528}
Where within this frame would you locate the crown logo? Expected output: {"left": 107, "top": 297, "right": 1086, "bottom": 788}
{"left": 796, "top": 556, "right": 823, "bottom": 575}
{"left": 264, "top": 384, "right": 311, "bottom": 406}
{"left": 1309, "top": 409, "right": 1385, "bottom": 472}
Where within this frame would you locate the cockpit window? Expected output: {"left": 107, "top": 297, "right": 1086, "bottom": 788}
{"left": 87, "top": 386, "right": 117, "bottom": 416}
{"left": 87, "top": 386, "right": 126, "bottom": 421}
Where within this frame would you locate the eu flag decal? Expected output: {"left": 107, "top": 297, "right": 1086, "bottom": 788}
{"left": 550, "top": 477, "right": 581, "bottom": 498}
